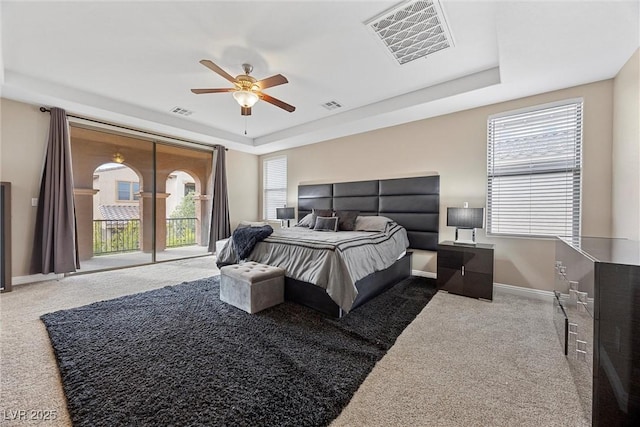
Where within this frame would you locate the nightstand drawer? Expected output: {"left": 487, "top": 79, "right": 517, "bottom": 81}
{"left": 437, "top": 241, "right": 494, "bottom": 301}
{"left": 464, "top": 249, "right": 493, "bottom": 274}
{"left": 437, "top": 266, "right": 463, "bottom": 293}
{"left": 462, "top": 272, "right": 493, "bottom": 299}
{"left": 437, "top": 250, "right": 464, "bottom": 269}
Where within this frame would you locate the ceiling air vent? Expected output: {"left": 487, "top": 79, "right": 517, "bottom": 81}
{"left": 365, "top": 0, "right": 454, "bottom": 65}
{"left": 321, "top": 100, "right": 343, "bottom": 111}
{"left": 170, "top": 106, "right": 194, "bottom": 116}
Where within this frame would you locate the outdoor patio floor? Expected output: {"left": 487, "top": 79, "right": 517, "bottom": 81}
{"left": 76, "top": 245, "right": 212, "bottom": 273}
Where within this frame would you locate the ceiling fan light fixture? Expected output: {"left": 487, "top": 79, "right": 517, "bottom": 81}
{"left": 233, "top": 90, "right": 259, "bottom": 108}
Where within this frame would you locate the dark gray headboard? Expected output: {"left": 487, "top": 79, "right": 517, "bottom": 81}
{"left": 297, "top": 175, "right": 440, "bottom": 251}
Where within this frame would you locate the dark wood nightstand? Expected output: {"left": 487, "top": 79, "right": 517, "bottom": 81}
{"left": 437, "top": 241, "right": 494, "bottom": 300}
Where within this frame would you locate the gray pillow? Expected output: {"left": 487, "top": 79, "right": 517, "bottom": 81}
{"left": 354, "top": 215, "right": 393, "bottom": 232}
{"left": 313, "top": 216, "right": 338, "bottom": 232}
{"left": 334, "top": 210, "right": 359, "bottom": 231}
{"left": 311, "top": 208, "right": 333, "bottom": 228}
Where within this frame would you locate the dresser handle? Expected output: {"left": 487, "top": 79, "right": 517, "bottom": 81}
{"left": 577, "top": 291, "right": 588, "bottom": 303}
{"left": 577, "top": 301, "right": 587, "bottom": 312}
{"left": 576, "top": 340, "right": 587, "bottom": 361}
{"left": 461, "top": 265, "right": 465, "bottom": 276}
{"left": 568, "top": 322, "right": 578, "bottom": 341}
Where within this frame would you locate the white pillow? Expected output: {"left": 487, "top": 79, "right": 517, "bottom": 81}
{"left": 354, "top": 216, "right": 393, "bottom": 232}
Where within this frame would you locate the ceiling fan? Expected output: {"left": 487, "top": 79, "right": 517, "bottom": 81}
{"left": 191, "top": 60, "right": 296, "bottom": 116}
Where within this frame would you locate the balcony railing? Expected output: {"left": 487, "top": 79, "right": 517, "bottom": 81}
{"left": 166, "top": 217, "right": 197, "bottom": 248}
{"left": 93, "top": 218, "right": 197, "bottom": 255}
{"left": 93, "top": 219, "right": 141, "bottom": 255}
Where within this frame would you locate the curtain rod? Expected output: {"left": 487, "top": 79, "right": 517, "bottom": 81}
{"left": 39, "top": 106, "right": 227, "bottom": 151}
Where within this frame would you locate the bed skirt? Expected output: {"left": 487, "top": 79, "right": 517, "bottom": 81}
{"left": 284, "top": 252, "right": 413, "bottom": 318}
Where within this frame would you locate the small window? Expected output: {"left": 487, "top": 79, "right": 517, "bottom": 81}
{"left": 184, "top": 183, "right": 195, "bottom": 196}
{"left": 263, "top": 156, "right": 287, "bottom": 221}
{"left": 117, "top": 181, "right": 140, "bottom": 202}
{"left": 487, "top": 99, "right": 583, "bottom": 238}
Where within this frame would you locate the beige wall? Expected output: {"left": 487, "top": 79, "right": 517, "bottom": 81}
{"left": 226, "top": 149, "right": 260, "bottom": 230}
{"left": 260, "top": 80, "right": 615, "bottom": 292}
{"left": 0, "top": 99, "right": 49, "bottom": 280}
{"left": 0, "top": 98, "right": 259, "bottom": 280}
{"left": 612, "top": 48, "right": 640, "bottom": 239}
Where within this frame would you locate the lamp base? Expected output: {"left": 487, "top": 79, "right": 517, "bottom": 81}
{"left": 454, "top": 228, "right": 477, "bottom": 245}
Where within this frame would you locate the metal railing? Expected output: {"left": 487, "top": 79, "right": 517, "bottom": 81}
{"left": 92, "top": 218, "right": 197, "bottom": 255}
{"left": 166, "top": 217, "right": 197, "bottom": 248}
{"left": 93, "top": 219, "right": 141, "bottom": 255}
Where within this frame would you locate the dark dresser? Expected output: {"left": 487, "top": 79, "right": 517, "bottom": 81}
{"left": 554, "top": 236, "right": 640, "bottom": 426}
{"left": 437, "top": 241, "right": 494, "bottom": 300}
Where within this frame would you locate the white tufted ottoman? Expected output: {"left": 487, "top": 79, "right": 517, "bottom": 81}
{"left": 219, "top": 262, "right": 285, "bottom": 314}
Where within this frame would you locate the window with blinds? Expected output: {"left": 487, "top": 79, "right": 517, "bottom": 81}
{"left": 487, "top": 99, "right": 583, "bottom": 238}
{"left": 263, "top": 156, "right": 287, "bottom": 221}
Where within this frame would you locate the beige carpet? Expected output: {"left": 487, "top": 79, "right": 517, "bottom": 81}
{"left": 0, "top": 257, "right": 589, "bottom": 426}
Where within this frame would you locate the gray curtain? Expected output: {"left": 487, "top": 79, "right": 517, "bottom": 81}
{"left": 30, "top": 107, "right": 79, "bottom": 274}
{"left": 208, "top": 146, "right": 231, "bottom": 251}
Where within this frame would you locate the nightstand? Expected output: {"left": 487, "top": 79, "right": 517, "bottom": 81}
{"left": 437, "top": 241, "right": 494, "bottom": 300}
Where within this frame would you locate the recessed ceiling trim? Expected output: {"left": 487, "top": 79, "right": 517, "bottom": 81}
{"left": 365, "top": 0, "right": 455, "bottom": 65}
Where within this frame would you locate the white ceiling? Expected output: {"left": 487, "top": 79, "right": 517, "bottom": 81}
{"left": 1, "top": 1, "right": 638, "bottom": 155}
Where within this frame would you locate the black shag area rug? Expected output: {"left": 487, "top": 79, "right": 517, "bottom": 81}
{"left": 41, "top": 275, "right": 436, "bottom": 427}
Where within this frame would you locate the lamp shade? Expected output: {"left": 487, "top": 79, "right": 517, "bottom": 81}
{"left": 276, "top": 207, "right": 295, "bottom": 220}
{"left": 447, "top": 207, "right": 484, "bottom": 229}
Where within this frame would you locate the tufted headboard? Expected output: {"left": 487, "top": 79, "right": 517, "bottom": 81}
{"left": 297, "top": 175, "right": 440, "bottom": 251}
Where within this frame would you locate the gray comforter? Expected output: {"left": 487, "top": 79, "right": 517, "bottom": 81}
{"left": 216, "top": 222, "right": 409, "bottom": 312}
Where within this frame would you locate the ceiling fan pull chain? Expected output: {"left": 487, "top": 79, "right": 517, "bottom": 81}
{"left": 244, "top": 116, "right": 248, "bottom": 135}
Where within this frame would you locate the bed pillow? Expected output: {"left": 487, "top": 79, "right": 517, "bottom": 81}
{"left": 313, "top": 216, "right": 338, "bottom": 232}
{"left": 354, "top": 215, "right": 393, "bottom": 232}
{"left": 334, "top": 210, "right": 359, "bottom": 231}
{"left": 237, "top": 220, "right": 269, "bottom": 229}
{"left": 311, "top": 208, "right": 333, "bottom": 228}
{"left": 294, "top": 213, "right": 314, "bottom": 228}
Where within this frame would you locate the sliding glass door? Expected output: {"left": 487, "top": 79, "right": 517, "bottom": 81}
{"left": 156, "top": 143, "right": 213, "bottom": 262}
{"left": 70, "top": 126, "right": 213, "bottom": 272}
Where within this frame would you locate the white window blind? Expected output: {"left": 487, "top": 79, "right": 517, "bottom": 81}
{"left": 487, "top": 99, "right": 583, "bottom": 238}
{"left": 263, "top": 156, "right": 287, "bottom": 221}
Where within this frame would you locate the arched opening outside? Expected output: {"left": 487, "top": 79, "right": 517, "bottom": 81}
{"left": 165, "top": 170, "right": 200, "bottom": 249}
{"left": 92, "top": 163, "right": 143, "bottom": 256}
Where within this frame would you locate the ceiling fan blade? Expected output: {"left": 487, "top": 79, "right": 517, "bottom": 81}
{"left": 241, "top": 106, "right": 252, "bottom": 116}
{"left": 260, "top": 93, "right": 296, "bottom": 113}
{"left": 256, "top": 74, "right": 288, "bottom": 90}
{"left": 191, "top": 88, "right": 235, "bottom": 94}
{"left": 199, "top": 59, "right": 236, "bottom": 84}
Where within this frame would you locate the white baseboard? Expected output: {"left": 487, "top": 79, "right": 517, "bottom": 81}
{"left": 11, "top": 273, "right": 64, "bottom": 286}
{"left": 493, "top": 282, "right": 554, "bottom": 302}
{"left": 414, "top": 270, "right": 554, "bottom": 302}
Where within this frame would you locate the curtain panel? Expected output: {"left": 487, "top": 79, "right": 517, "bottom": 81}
{"left": 30, "top": 107, "right": 79, "bottom": 274}
{"left": 208, "top": 147, "right": 231, "bottom": 251}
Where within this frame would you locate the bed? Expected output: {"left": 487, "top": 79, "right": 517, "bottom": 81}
{"left": 218, "top": 175, "right": 440, "bottom": 317}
